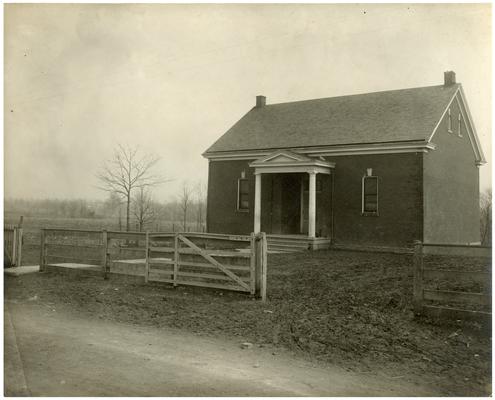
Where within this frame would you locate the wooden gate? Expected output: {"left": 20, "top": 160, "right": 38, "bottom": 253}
{"left": 146, "top": 232, "right": 267, "bottom": 299}
{"left": 4, "top": 217, "right": 23, "bottom": 267}
{"left": 40, "top": 228, "right": 268, "bottom": 300}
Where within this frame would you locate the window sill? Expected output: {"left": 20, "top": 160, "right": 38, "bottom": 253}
{"left": 361, "top": 212, "right": 379, "bottom": 217}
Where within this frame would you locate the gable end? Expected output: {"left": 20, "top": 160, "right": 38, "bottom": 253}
{"left": 428, "top": 87, "right": 486, "bottom": 165}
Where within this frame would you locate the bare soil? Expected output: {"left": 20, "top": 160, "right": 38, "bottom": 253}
{"left": 6, "top": 301, "right": 436, "bottom": 396}
{"left": 5, "top": 249, "right": 492, "bottom": 396}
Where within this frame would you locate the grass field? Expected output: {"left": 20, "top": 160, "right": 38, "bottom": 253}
{"left": 5, "top": 249, "right": 491, "bottom": 396}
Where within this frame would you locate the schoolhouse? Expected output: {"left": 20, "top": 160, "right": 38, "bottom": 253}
{"left": 203, "top": 72, "right": 486, "bottom": 250}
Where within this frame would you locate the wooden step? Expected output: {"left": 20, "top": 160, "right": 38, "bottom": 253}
{"left": 267, "top": 242, "right": 308, "bottom": 253}
{"left": 268, "top": 242, "right": 309, "bottom": 250}
{"left": 266, "top": 235, "right": 331, "bottom": 252}
{"left": 267, "top": 236, "right": 311, "bottom": 242}
{"left": 268, "top": 242, "right": 308, "bottom": 250}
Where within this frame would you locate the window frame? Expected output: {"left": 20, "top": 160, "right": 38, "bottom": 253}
{"left": 236, "top": 178, "right": 250, "bottom": 212}
{"left": 361, "top": 175, "right": 379, "bottom": 216}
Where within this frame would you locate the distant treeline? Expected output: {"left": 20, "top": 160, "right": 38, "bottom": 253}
{"left": 5, "top": 198, "right": 101, "bottom": 219}
{"left": 4, "top": 195, "right": 207, "bottom": 232}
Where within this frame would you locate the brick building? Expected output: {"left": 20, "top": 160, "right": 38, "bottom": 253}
{"left": 203, "top": 72, "right": 486, "bottom": 250}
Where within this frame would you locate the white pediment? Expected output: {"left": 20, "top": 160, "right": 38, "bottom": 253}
{"left": 249, "top": 149, "right": 335, "bottom": 174}
{"left": 253, "top": 150, "right": 313, "bottom": 165}
{"left": 264, "top": 154, "right": 301, "bottom": 163}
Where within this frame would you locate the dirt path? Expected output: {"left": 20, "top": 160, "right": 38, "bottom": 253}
{"left": 5, "top": 300, "right": 437, "bottom": 396}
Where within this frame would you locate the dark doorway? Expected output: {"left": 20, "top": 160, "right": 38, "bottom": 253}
{"left": 260, "top": 173, "right": 303, "bottom": 235}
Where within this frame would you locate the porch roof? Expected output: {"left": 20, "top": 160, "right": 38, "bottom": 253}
{"left": 249, "top": 150, "right": 335, "bottom": 174}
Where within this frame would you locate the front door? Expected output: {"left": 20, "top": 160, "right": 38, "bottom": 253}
{"left": 300, "top": 177, "right": 309, "bottom": 234}
{"left": 281, "top": 175, "right": 301, "bottom": 234}
{"left": 262, "top": 174, "right": 305, "bottom": 235}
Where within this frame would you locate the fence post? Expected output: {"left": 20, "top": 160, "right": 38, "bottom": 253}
{"left": 104, "top": 253, "right": 110, "bottom": 280}
{"left": 17, "top": 228, "right": 23, "bottom": 267}
{"left": 102, "top": 230, "right": 108, "bottom": 278}
{"left": 413, "top": 240, "right": 424, "bottom": 315}
{"left": 255, "top": 234, "right": 261, "bottom": 296}
{"left": 17, "top": 215, "right": 24, "bottom": 267}
{"left": 39, "top": 229, "right": 46, "bottom": 272}
{"left": 173, "top": 233, "right": 179, "bottom": 287}
{"left": 260, "top": 232, "right": 267, "bottom": 302}
{"left": 254, "top": 232, "right": 267, "bottom": 301}
{"left": 12, "top": 227, "right": 17, "bottom": 266}
{"left": 249, "top": 233, "right": 256, "bottom": 295}
{"left": 144, "top": 231, "right": 150, "bottom": 284}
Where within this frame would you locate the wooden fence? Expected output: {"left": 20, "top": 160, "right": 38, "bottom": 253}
{"left": 413, "top": 241, "right": 491, "bottom": 322}
{"left": 4, "top": 217, "right": 23, "bottom": 267}
{"left": 40, "top": 229, "right": 268, "bottom": 300}
{"left": 40, "top": 228, "right": 104, "bottom": 269}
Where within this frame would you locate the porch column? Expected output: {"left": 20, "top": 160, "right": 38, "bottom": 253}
{"left": 254, "top": 172, "right": 262, "bottom": 234}
{"left": 308, "top": 171, "right": 317, "bottom": 238}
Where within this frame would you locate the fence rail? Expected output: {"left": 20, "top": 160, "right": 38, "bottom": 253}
{"left": 413, "top": 241, "right": 491, "bottom": 322}
{"left": 40, "top": 228, "right": 268, "bottom": 300}
{"left": 4, "top": 217, "right": 23, "bottom": 267}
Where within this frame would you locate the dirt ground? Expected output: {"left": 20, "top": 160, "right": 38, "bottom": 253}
{"left": 5, "top": 300, "right": 439, "bottom": 396}
{"left": 5, "top": 249, "right": 492, "bottom": 396}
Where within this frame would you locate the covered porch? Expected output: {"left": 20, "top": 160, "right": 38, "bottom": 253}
{"left": 249, "top": 150, "right": 335, "bottom": 250}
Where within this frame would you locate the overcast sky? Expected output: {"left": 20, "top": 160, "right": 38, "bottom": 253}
{"left": 4, "top": 3, "right": 492, "bottom": 202}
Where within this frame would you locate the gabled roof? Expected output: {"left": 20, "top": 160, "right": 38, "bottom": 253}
{"left": 204, "top": 84, "right": 461, "bottom": 154}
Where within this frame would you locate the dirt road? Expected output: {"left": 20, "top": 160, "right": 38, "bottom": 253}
{"left": 5, "top": 300, "right": 438, "bottom": 396}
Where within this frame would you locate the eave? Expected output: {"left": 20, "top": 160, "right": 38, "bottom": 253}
{"left": 203, "top": 140, "right": 435, "bottom": 161}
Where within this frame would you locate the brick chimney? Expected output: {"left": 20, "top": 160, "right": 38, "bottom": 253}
{"left": 256, "top": 95, "right": 266, "bottom": 108}
{"left": 444, "top": 71, "right": 456, "bottom": 86}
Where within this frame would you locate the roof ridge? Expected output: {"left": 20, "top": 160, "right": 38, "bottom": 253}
{"left": 264, "top": 83, "right": 461, "bottom": 107}
{"left": 204, "top": 81, "right": 462, "bottom": 155}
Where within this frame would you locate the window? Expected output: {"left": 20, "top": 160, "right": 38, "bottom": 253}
{"left": 237, "top": 178, "right": 249, "bottom": 211}
{"left": 362, "top": 175, "right": 378, "bottom": 215}
{"left": 447, "top": 108, "right": 453, "bottom": 133}
{"left": 458, "top": 113, "right": 463, "bottom": 137}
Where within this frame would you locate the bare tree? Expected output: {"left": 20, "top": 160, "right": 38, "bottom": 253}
{"left": 480, "top": 188, "right": 492, "bottom": 246}
{"left": 133, "top": 187, "right": 156, "bottom": 232}
{"left": 179, "top": 182, "right": 193, "bottom": 231}
{"left": 96, "top": 144, "right": 165, "bottom": 231}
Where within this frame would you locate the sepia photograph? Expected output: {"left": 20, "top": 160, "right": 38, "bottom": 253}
{"left": 4, "top": 3, "right": 492, "bottom": 396}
